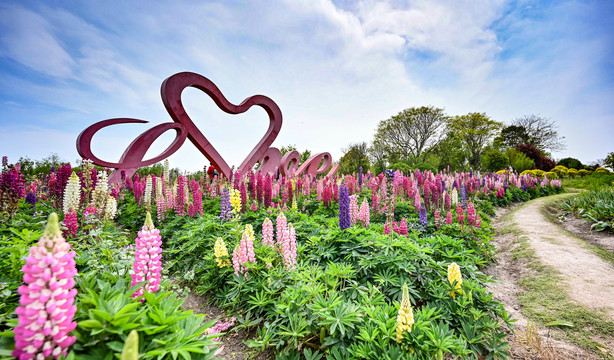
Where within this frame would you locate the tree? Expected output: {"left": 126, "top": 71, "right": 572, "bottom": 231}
{"left": 511, "top": 115, "right": 566, "bottom": 152}
{"left": 373, "top": 106, "right": 448, "bottom": 163}
{"left": 557, "top": 157, "right": 583, "bottom": 170}
{"left": 447, "top": 113, "right": 503, "bottom": 170}
{"left": 481, "top": 149, "right": 509, "bottom": 172}
{"left": 339, "top": 142, "right": 370, "bottom": 175}
{"left": 430, "top": 133, "right": 469, "bottom": 172}
{"left": 604, "top": 152, "right": 614, "bottom": 170}
{"left": 368, "top": 140, "right": 387, "bottom": 175}
{"left": 506, "top": 149, "right": 534, "bottom": 173}
{"left": 515, "top": 143, "right": 555, "bottom": 171}
{"left": 495, "top": 125, "right": 533, "bottom": 148}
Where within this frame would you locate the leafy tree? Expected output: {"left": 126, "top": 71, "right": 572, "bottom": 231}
{"left": 447, "top": 113, "right": 503, "bottom": 170}
{"left": 373, "top": 106, "right": 448, "bottom": 163}
{"left": 495, "top": 125, "right": 533, "bottom": 148}
{"left": 515, "top": 143, "right": 555, "bottom": 171}
{"left": 557, "top": 157, "right": 583, "bottom": 170}
{"left": 506, "top": 149, "right": 534, "bottom": 173}
{"left": 602, "top": 152, "right": 613, "bottom": 170}
{"left": 481, "top": 149, "right": 509, "bottom": 172}
{"left": 339, "top": 142, "right": 370, "bottom": 175}
{"left": 368, "top": 140, "right": 387, "bottom": 175}
{"left": 430, "top": 133, "right": 469, "bottom": 172}
{"left": 18, "top": 153, "right": 66, "bottom": 177}
{"left": 511, "top": 114, "right": 566, "bottom": 152}
{"left": 280, "top": 144, "right": 297, "bottom": 156}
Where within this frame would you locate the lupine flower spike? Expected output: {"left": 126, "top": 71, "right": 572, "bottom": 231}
{"left": 13, "top": 213, "right": 78, "bottom": 360}
{"left": 214, "top": 237, "right": 231, "bottom": 268}
{"left": 395, "top": 283, "right": 414, "bottom": 343}
{"left": 131, "top": 213, "right": 163, "bottom": 299}
{"left": 447, "top": 262, "right": 463, "bottom": 299}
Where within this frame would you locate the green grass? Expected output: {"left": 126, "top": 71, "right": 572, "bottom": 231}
{"left": 561, "top": 173, "right": 614, "bottom": 190}
{"left": 502, "top": 198, "right": 614, "bottom": 358}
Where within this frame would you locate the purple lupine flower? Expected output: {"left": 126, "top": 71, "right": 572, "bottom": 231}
{"left": 220, "top": 188, "right": 232, "bottom": 222}
{"left": 25, "top": 192, "right": 36, "bottom": 207}
{"left": 13, "top": 213, "right": 78, "bottom": 360}
{"left": 338, "top": 186, "right": 351, "bottom": 230}
{"left": 419, "top": 207, "right": 428, "bottom": 227}
{"left": 131, "top": 212, "right": 162, "bottom": 298}
{"left": 358, "top": 166, "right": 363, "bottom": 188}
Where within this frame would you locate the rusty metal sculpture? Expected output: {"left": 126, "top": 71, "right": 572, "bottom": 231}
{"left": 77, "top": 71, "right": 338, "bottom": 183}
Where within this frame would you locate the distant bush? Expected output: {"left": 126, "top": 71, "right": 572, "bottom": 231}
{"left": 578, "top": 169, "right": 592, "bottom": 177}
{"left": 557, "top": 157, "right": 583, "bottom": 170}
{"left": 545, "top": 171, "right": 558, "bottom": 179}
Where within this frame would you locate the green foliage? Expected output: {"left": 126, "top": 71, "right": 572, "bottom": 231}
{"left": 604, "top": 152, "right": 614, "bottom": 171}
{"left": 557, "top": 157, "right": 583, "bottom": 170}
{"left": 481, "top": 149, "right": 509, "bottom": 172}
{"left": 339, "top": 142, "right": 370, "bottom": 175}
{"left": 448, "top": 113, "right": 503, "bottom": 170}
{"left": 506, "top": 149, "right": 534, "bottom": 173}
{"left": 562, "top": 187, "right": 614, "bottom": 232}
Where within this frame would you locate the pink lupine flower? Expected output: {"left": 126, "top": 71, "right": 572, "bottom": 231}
{"left": 357, "top": 199, "right": 370, "bottom": 227}
{"left": 383, "top": 221, "right": 391, "bottom": 235}
{"left": 250, "top": 201, "right": 258, "bottom": 211}
{"left": 476, "top": 214, "right": 482, "bottom": 228}
{"left": 156, "top": 196, "right": 166, "bottom": 222}
{"left": 131, "top": 213, "right": 163, "bottom": 298}
{"left": 446, "top": 211, "right": 453, "bottom": 225}
{"left": 279, "top": 224, "right": 297, "bottom": 270}
{"left": 434, "top": 209, "right": 441, "bottom": 228}
{"left": 414, "top": 191, "right": 421, "bottom": 212}
{"left": 349, "top": 195, "right": 359, "bottom": 225}
{"left": 232, "top": 227, "right": 256, "bottom": 276}
{"left": 13, "top": 213, "right": 78, "bottom": 360}
{"left": 276, "top": 212, "right": 287, "bottom": 246}
{"left": 262, "top": 218, "right": 274, "bottom": 247}
{"left": 63, "top": 211, "right": 78, "bottom": 238}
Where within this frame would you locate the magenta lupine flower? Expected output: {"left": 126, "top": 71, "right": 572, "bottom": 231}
{"left": 262, "top": 218, "right": 274, "bottom": 247}
{"left": 383, "top": 221, "right": 391, "bottom": 235}
{"left": 444, "top": 192, "right": 451, "bottom": 210}
{"left": 456, "top": 204, "right": 465, "bottom": 225}
{"left": 434, "top": 209, "right": 441, "bottom": 228}
{"left": 256, "top": 173, "right": 264, "bottom": 205}
{"left": 476, "top": 214, "right": 482, "bottom": 228}
{"left": 13, "top": 213, "right": 78, "bottom": 360}
{"left": 131, "top": 213, "right": 163, "bottom": 298}
{"left": 240, "top": 183, "right": 247, "bottom": 213}
{"left": 264, "top": 174, "right": 272, "bottom": 208}
{"left": 466, "top": 203, "right": 476, "bottom": 226}
{"left": 175, "top": 175, "right": 186, "bottom": 216}
{"left": 349, "top": 195, "right": 359, "bottom": 225}
{"left": 398, "top": 218, "right": 408, "bottom": 235}
{"left": 232, "top": 227, "right": 256, "bottom": 276}
{"left": 250, "top": 202, "right": 258, "bottom": 211}
{"left": 63, "top": 211, "right": 78, "bottom": 238}
{"left": 446, "top": 210, "right": 453, "bottom": 225}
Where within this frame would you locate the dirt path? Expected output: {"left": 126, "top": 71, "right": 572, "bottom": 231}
{"left": 513, "top": 193, "right": 614, "bottom": 318}
{"left": 486, "top": 193, "right": 614, "bottom": 359}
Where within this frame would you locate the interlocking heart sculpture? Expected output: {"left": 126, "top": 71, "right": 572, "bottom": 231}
{"left": 76, "top": 72, "right": 338, "bottom": 183}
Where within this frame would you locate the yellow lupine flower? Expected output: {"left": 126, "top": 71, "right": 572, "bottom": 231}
{"left": 214, "top": 237, "right": 231, "bottom": 268}
{"left": 230, "top": 189, "right": 242, "bottom": 215}
{"left": 395, "top": 283, "right": 414, "bottom": 343}
{"left": 447, "top": 262, "right": 463, "bottom": 299}
{"left": 244, "top": 224, "right": 255, "bottom": 241}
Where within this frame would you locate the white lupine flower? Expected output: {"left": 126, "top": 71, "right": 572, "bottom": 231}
{"left": 62, "top": 172, "right": 81, "bottom": 213}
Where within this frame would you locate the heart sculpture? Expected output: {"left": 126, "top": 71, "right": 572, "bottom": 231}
{"left": 161, "top": 72, "right": 282, "bottom": 179}
{"left": 77, "top": 71, "right": 337, "bottom": 184}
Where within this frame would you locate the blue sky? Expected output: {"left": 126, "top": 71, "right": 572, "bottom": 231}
{"left": 1, "top": 0, "right": 612, "bottom": 171}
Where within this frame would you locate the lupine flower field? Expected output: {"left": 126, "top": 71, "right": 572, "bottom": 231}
{"left": 0, "top": 156, "right": 567, "bottom": 359}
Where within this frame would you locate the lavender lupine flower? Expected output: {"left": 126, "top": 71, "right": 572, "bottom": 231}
{"left": 220, "top": 188, "right": 232, "bottom": 222}
{"left": 338, "top": 186, "right": 350, "bottom": 230}
{"left": 419, "top": 207, "right": 428, "bottom": 227}
{"left": 13, "top": 213, "right": 78, "bottom": 360}
{"left": 460, "top": 184, "right": 467, "bottom": 211}
{"left": 131, "top": 213, "right": 162, "bottom": 298}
